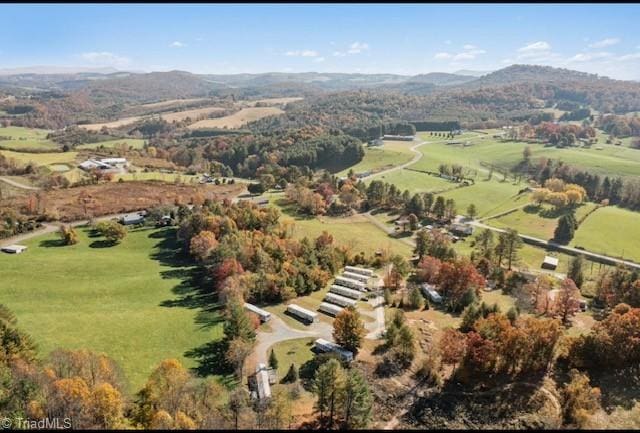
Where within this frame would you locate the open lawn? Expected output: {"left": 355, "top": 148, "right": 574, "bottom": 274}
{"left": 188, "top": 107, "right": 284, "bottom": 129}
{"left": 372, "top": 169, "right": 453, "bottom": 194}
{"left": 0, "top": 126, "right": 56, "bottom": 150}
{"left": 0, "top": 226, "right": 224, "bottom": 391}
{"left": 337, "top": 140, "right": 417, "bottom": 176}
{"left": 490, "top": 202, "right": 600, "bottom": 240}
{"left": 268, "top": 337, "right": 316, "bottom": 380}
{"left": 112, "top": 170, "right": 200, "bottom": 183}
{"left": 0, "top": 149, "right": 78, "bottom": 167}
{"left": 573, "top": 206, "right": 640, "bottom": 262}
{"left": 76, "top": 138, "right": 146, "bottom": 150}
{"left": 79, "top": 116, "right": 143, "bottom": 131}
{"left": 441, "top": 179, "right": 527, "bottom": 218}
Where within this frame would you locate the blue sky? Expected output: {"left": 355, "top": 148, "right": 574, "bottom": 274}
{"left": 2, "top": 4, "right": 640, "bottom": 79}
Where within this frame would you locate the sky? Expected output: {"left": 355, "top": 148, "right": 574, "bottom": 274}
{"left": 2, "top": 3, "right": 640, "bottom": 79}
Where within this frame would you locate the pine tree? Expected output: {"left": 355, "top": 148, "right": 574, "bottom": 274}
{"left": 567, "top": 255, "right": 585, "bottom": 289}
{"left": 269, "top": 349, "right": 279, "bottom": 370}
{"left": 313, "top": 359, "right": 345, "bottom": 427}
{"left": 282, "top": 363, "right": 298, "bottom": 383}
{"left": 341, "top": 369, "right": 373, "bottom": 429}
{"left": 407, "top": 286, "right": 423, "bottom": 310}
{"left": 223, "top": 299, "right": 256, "bottom": 343}
{"left": 554, "top": 214, "right": 576, "bottom": 244}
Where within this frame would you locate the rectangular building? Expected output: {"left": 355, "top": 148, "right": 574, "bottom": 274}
{"left": 329, "top": 285, "right": 363, "bottom": 300}
{"left": 244, "top": 303, "right": 272, "bottom": 323}
{"left": 344, "top": 266, "right": 375, "bottom": 277}
{"left": 334, "top": 276, "right": 366, "bottom": 291}
{"left": 286, "top": 304, "right": 318, "bottom": 323}
{"left": 324, "top": 292, "right": 357, "bottom": 308}
{"left": 314, "top": 338, "right": 354, "bottom": 362}
{"left": 318, "top": 302, "right": 344, "bottom": 317}
{"left": 342, "top": 271, "right": 369, "bottom": 284}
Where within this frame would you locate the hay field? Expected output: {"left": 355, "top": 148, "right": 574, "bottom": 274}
{"left": 160, "top": 106, "right": 225, "bottom": 122}
{"left": 187, "top": 107, "right": 284, "bottom": 129}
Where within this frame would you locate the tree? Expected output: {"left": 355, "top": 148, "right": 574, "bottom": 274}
{"left": 91, "top": 382, "right": 124, "bottom": 429}
{"left": 341, "top": 369, "right": 373, "bottom": 429}
{"left": 432, "top": 196, "right": 446, "bottom": 220}
{"left": 554, "top": 214, "right": 576, "bottom": 244}
{"left": 525, "top": 275, "right": 553, "bottom": 315}
{"left": 408, "top": 213, "right": 419, "bottom": 231}
{"left": 554, "top": 278, "right": 580, "bottom": 326}
{"left": 282, "top": 363, "right": 298, "bottom": 383}
{"left": 223, "top": 299, "right": 256, "bottom": 343}
{"left": 407, "top": 286, "right": 423, "bottom": 310}
{"left": 265, "top": 388, "right": 292, "bottom": 429}
{"left": 466, "top": 203, "right": 477, "bottom": 220}
{"left": 58, "top": 225, "right": 79, "bottom": 245}
{"left": 333, "top": 306, "right": 366, "bottom": 354}
{"left": 394, "top": 324, "right": 416, "bottom": 366}
{"left": 95, "top": 221, "right": 127, "bottom": 244}
{"left": 225, "top": 388, "right": 249, "bottom": 430}
{"left": 472, "top": 229, "right": 495, "bottom": 261}
{"left": 496, "top": 229, "right": 522, "bottom": 270}
{"left": 567, "top": 255, "right": 585, "bottom": 289}
{"left": 189, "top": 230, "right": 219, "bottom": 262}
{"left": 313, "top": 358, "right": 345, "bottom": 427}
{"left": 268, "top": 349, "right": 279, "bottom": 371}
{"left": 439, "top": 328, "right": 466, "bottom": 371}
{"left": 562, "top": 369, "right": 602, "bottom": 428}
{"left": 438, "top": 258, "right": 486, "bottom": 312}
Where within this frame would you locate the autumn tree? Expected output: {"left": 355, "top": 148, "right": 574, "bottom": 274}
{"left": 525, "top": 275, "right": 553, "bottom": 315}
{"left": 438, "top": 258, "right": 486, "bottom": 312}
{"left": 333, "top": 306, "right": 366, "bottom": 354}
{"left": 554, "top": 278, "right": 580, "bottom": 325}
{"left": 562, "top": 369, "right": 602, "bottom": 428}
{"left": 439, "top": 328, "right": 467, "bottom": 371}
{"left": 95, "top": 220, "right": 127, "bottom": 244}
{"left": 189, "top": 230, "right": 219, "bottom": 262}
{"left": 58, "top": 225, "right": 79, "bottom": 245}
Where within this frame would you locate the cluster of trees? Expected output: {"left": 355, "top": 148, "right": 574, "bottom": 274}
{"left": 596, "top": 114, "right": 640, "bottom": 138}
{"left": 0, "top": 208, "right": 41, "bottom": 239}
{"left": 178, "top": 200, "right": 347, "bottom": 302}
{"left": 531, "top": 178, "right": 587, "bottom": 209}
{"left": 593, "top": 266, "right": 640, "bottom": 308}
{"left": 559, "top": 108, "right": 591, "bottom": 122}
{"left": 95, "top": 220, "right": 127, "bottom": 245}
{"left": 525, "top": 275, "right": 582, "bottom": 325}
{"left": 379, "top": 310, "right": 417, "bottom": 373}
{"left": 532, "top": 122, "right": 596, "bottom": 147}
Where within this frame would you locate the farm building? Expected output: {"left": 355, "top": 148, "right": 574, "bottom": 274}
{"left": 334, "top": 276, "right": 366, "bottom": 291}
{"left": 368, "top": 138, "right": 384, "bottom": 147}
{"left": 449, "top": 223, "right": 474, "bottom": 236}
{"left": 244, "top": 303, "right": 271, "bottom": 323}
{"left": 324, "top": 292, "right": 357, "bottom": 308}
{"left": 318, "top": 302, "right": 344, "bottom": 317}
{"left": 100, "top": 157, "right": 128, "bottom": 169}
{"left": 542, "top": 256, "right": 559, "bottom": 270}
{"left": 286, "top": 304, "right": 318, "bottom": 323}
{"left": 421, "top": 283, "right": 443, "bottom": 304}
{"left": 329, "top": 284, "right": 363, "bottom": 300}
{"left": 342, "top": 271, "right": 369, "bottom": 284}
{"left": 79, "top": 157, "right": 128, "bottom": 172}
{"left": 314, "top": 338, "right": 354, "bottom": 362}
{"left": 382, "top": 134, "right": 415, "bottom": 141}
{"left": 344, "top": 266, "right": 374, "bottom": 278}
{"left": 1, "top": 244, "right": 27, "bottom": 254}
{"left": 248, "top": 363, "right": 276, "bottom": 401}
{"left": 120, "top": 213, "right": 145, "bottom": 225}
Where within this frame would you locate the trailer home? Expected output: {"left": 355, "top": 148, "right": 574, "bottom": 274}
{"left": 286, "top": 304, "right": 318, "bottom": 323}
{"left": 324, "top": 292, "right": 357, "bottom": 308}
{"left": 318, "top": 302, "right": 344, "bottom": 317}
{"left": 344, "top": 266, "right": 375, "bottom": 277}
{"left": 342, "top": 271, "right": 369, "bottom": 284}
{"left": 329, "top": 285, "right": 363, "bottom": 300}
{"left": 244, "top": 303, "right": 272, "bottom": 323}
{"left": 334, "top": 276, "right": 366, "bottom": 291}
{"left": 314, "top": 338, "right": 354, "bottom": 362}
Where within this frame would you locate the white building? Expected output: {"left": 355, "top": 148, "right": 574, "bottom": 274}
{"left": 244, "top": 303, "right": 271, "bottom": 323}
{"left": 318, "top": 302, "right": 344, "bottom": 317}
{"left": 342, "top": 271, "right": 369, "bottom": 284}
{"left": 344, "top": 266, "right": 375, "bottom": 278}
{"left": 314, "top": 338, "right": 354, "bottom": 362}
{"left": 1, "top": 244, "right": 27, "bottom": 254}
{"left": 421, "top": 283, "right": 443, "bottom": 304}
{"left": 324, "top": 292, "right": 357, "bottom": 308}
{"left": 334, "top": 276, "right": 366, "bottom": 292}
{"left": 329, "top": 284, "right": 363, "bottom": 300}
{"left": 286, "top": 304, "right": 318, "bottom": 323}
{"left": 542, "top": 256, "right": 559, "bottom": 270}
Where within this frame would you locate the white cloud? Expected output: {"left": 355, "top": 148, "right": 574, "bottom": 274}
{"left": 313, "top": 56, "right": 325, "bottom": 63}
{"left": 618, "top": 52, "right": 640, "bottom": 61}
{"left": 567, "top": 51, "right": 612, "bottom": 63}
{"left": 284, "top": 49, "right": 319, "bottom": 57}
{"left": 433, "top": 44, "right": 486, "bottom": 62}
{"left": 332, "top": 51, "right": 346, "bottom": 57}
{"left": 169, "top": 41, "right": 186, "bottom": 48}
{"left": 347, "top": 41, "right": 369, "bottom": 54}
{"left": 589, "top": 37, "right": 620, "bottom": 48}
{"left": 80, "top": 51, "right": 130, "bottom": 67}
{"left": 517, "top": 41, "right": 552, "bottom": 53}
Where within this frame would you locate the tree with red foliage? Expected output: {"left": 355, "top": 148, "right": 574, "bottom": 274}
{"left": 438, "top": 258, "right": 486, "bottom": 312}
{"left": 415, "top": 256, "right": 442, "bottom": 284}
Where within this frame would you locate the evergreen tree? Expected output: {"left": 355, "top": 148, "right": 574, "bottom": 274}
{"left": 269, "top": 349, "right": 279, "bottom": 370}
{"left": 282, "top": 363, "right": 298, "bottom": 383}
{"left": 554, "top": 214, "right": 576, "bottom": 244}
{"left": 313, "top": 359, "right": 345, "bottom": 427}
{"left": 223, "top": 299, "right": 256, "bottom": 343}
{"left": 567, "top": 255, "right": 585, "bottom": 289}
{"left": 341, "top": 369, "right": 373, "bottom": 429}
{"left": 407, "top": 286, "right": 423, "bottom": 310}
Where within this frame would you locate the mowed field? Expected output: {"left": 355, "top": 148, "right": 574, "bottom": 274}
{"left": 573, "top": 206, "right": 640, "bottom": 262}
{"left": 160, "top": 106, "right": 225, "bottom": 123}
{"left": 0, "top": 226, "right": 222, "bottom": 390}
{"left": 0, "top": 126, "right": 56, "bottom": 150}
{"left": 188, "top": 107, "right": 284, "bottom": 129}
{"left": 337, "top": 140, "right": 417, "bottom": 175}
{"left": 137, "top": 98, "right": 208, "bottom": 110}
{"left": 244, "top": 97, "right": 303, "bottom": 107}
{"left": 0, "top": 149, "right": 78, "bottom": 166}
{"left": 79, "top": 116, "right": 144, "bottom": 131}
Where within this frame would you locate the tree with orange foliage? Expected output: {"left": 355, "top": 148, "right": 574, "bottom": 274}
{"left": 438, "top": 258, "right": 486, "bottom": 312}
{"left": 91, "top": 382, "right": 124, "bottom": 429}
{"left": 189, "top": 230, "right": 218, "bottom": 262}
{"left": 439, "top": 328, "right": 466, "bottom": 371}
{"left": 554, "top": 278, "right": 580, "bottom": 325}
{"left": 415, "top": 256, "right": 442, "bottom": 284}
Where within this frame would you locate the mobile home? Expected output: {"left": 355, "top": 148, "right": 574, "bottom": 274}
{"left": 329, "top": 285, "right": 363, "bottom": 300}
{"left": 314, "top": 338, "right": 354, "bottom": 362}
{"left": 244, "top": 303, "right": 272, "bottom": 323}
{"left": 344, "top": 266, "right": 374, "bottom": 278}
{"left": 421, "top": 283, "right": 443, "bottom": 304}
{"left": 286, "top": 304, "right": 318, "bottom": 323}
{"left": 334, "top": 276, "right": 366, "bottom": 291}
{"left": 342, "top": 271, "right": 369, "bottom": 284}
{"left": 324, "top": 292, "right": 357, "bottom": 308}
{"left": 318, "top": 302, "right": 344, "bottom": 317}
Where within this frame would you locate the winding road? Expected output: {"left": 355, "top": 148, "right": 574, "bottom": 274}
{"left": 0, "top": 176, "right": 40, "bottom": 190}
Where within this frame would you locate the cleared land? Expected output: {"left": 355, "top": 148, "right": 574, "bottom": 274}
{"left": 188, "top": 107, "right": 284, "bottom": 129}
{"left": 337, "top": 140, "right": 417, "bottom": 176}
{"left": 0, "top": 149, "right": 78, "bottom": 167}
{"left": 0, "top": 126, "right": 56, "bottom": 150}
{"left": 76, "top": 138, "right": 145, "bottom": 150}
{"left": 79, "top": 116, "right": 143, "bottom": 131}
{"left": 573, "top": 206, "right": 640, "bottom": 262}
{"left": 160, "top": 106, "right": 225, "bottom": 123}
{"left": 0, "top": 226, "right": 221, "bottom": 390}
{"left": 245, "top": 97, "right": 303, "bottom": 106}
{"left": 138, "top": 98, "right": 208, "bottom": 109}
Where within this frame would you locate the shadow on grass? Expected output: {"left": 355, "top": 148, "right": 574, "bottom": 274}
{"left": 184, "top": 339, "right": 233, "bottom": 378}
{"left": 39, "top": 238, "right": 66, "bottom": 248}
{"left": 89, "top": 239, "right": 118, "bottom": 248}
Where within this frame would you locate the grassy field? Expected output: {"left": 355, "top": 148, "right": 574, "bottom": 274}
{"left": 337, "top": 140, "right": 417, "bottom": 176}
{"left": 79, "top": 116, "right": 144, "bottom": 132}
{"left": 268, "top": 337, "right": 316, "bottom": 380}
{"left": 188, "top": 107, "right": 284, "bottom": 129}
{"left": 490, "top": 202, "right": 600, "bottom": 240}
{"left": 76, "top": 138, "right": 146, "bottom": 150}
{"left": 161, "top": 106, "right": 225, "bottom": 123}
{"left": 112, "top": 170, "right": 200, "bottom": 183}
{"left": 573, "top": 206, "right": 640, "bottom": 262}
{"left": 372, "top": 169, "right": 453, "bottom": 194}
{"left": 0, "top": 126, "right": 56, "bottom": 150}
{"left": 441, "top": 179, "right": 527, "bottom": 218}
{"left": 0, "top": 149, "right": 78, "bottom": 167}
{"left": 137, "top": 98, "right": 208, "bottom": 109}
{"left": 0, "top": 226, "right": 223, "bottom": 391}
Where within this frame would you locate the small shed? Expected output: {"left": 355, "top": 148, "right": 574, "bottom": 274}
{"left": 542, "top": 256, "right": 559, "bottom": 270}
{"left": 1, "top": 244, "right": 27, "bottom": 254}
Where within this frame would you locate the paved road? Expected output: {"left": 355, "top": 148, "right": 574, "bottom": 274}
{"left": 470, "top": 219, "right": 640, "bottom": 271}
{"left": 0, "top": 176, "right": 40, "bottom": 190}
{"left": 253, "top": 314, "right": 327, "bottom": 365}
